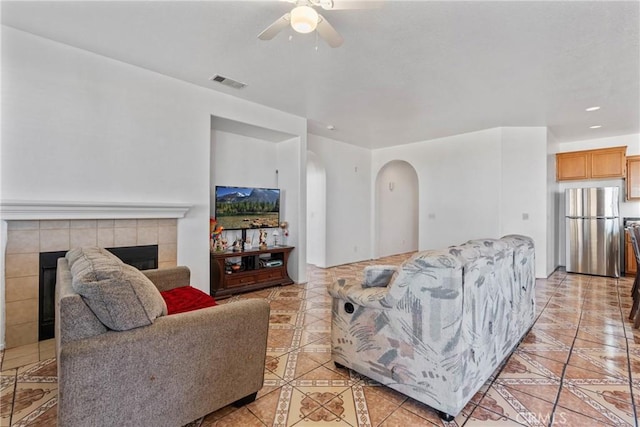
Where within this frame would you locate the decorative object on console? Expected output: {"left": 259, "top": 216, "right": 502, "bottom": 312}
{"left": 210, "top": 218, "right": 226, "bottom": 252}
{"left": 245, "top": 234, "right": 253, "bottom": 250}
{"left": 279, "top": 221, "right": 289, "bottom": 245}
{"left": 259, "top": 229, "right": 268, "bottom": 250}
{"left": 273, "top": 230, "right": 280, "bottom": 246}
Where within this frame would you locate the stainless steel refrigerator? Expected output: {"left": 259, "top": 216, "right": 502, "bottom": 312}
{"left": 565, "top": 187, "right": 620, "bottom": 277}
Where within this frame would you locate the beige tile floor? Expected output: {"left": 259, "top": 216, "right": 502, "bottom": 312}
{"left": 2, "top": 253, "right": 639, "bottom": 426}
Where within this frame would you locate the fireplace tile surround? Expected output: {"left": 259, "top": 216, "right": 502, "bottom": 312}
{"left": 4, "top": 219, "right": 178, "bottom": 349}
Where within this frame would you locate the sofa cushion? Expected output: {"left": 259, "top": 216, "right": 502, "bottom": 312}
{"left": 362, "top": 265, "right": 397, "bottom": 288}
{"left": 160, "top": 286, "right": 217, "bottom": 315}
{"left": 67, "top": 247, "right": 167, "bottom": 331}
{"left": 67, "top": 247, "right": 122, "bottom": 281}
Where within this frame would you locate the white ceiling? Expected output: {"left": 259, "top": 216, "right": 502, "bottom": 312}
{"left": 2, "top": 0, "right": 639, "bottom": 149}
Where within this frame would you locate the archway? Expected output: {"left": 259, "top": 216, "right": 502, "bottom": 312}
{"left": 306, "top": 151, "right": 327, "bottom": 267}
{"left": 375, "top": 160, "right": 419, "bottom": 258}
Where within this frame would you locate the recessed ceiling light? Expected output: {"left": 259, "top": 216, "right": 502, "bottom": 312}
{"left": 327, "top": 125, "right": 335, "bottom": 131}
{"left": 585, "top": 106, "right": 601, "bottom": 112}
{"left": 590, "top": 125, "right": 602, "bottom": 129}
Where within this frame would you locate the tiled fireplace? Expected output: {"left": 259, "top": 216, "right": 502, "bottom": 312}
{"left": 4, "top": 219, "right": 178, "bottom": 348}
{"left": 1, "top": 200, "right": 191, "bottom": 349}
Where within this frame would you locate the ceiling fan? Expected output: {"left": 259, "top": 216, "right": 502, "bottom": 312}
{"left": 258, "top": 0, "right": 382, "bottom": 48}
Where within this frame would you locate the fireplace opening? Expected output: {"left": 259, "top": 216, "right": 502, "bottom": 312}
{"left": 39, "top": 245, "right": 159, "bottom": 341}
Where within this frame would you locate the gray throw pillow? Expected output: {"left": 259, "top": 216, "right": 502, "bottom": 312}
{"left": 69, "top": 247, "right": 167, "bottom": 331}
{"left": 362, "top": 265, "right": 397, "bottom": 288}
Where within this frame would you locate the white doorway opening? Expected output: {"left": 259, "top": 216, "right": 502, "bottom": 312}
{"left": 375, "top": 160, "right": 419, "bottom": 258}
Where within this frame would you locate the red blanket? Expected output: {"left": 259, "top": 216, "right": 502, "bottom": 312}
{"left": 160, "top": 286, "right": 217, "bottom": 315}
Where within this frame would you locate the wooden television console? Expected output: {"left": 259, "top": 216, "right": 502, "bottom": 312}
{"left": 210, "top": 245, "right": 294, "bottom": 298}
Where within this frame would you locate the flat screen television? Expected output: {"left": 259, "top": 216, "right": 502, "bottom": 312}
{"left": 215, "top": 186, "right": 280, "bottom": 230}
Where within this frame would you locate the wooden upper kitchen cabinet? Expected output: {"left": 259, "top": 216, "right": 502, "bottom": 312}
{"left": 556, "top": 151, "right": 589, "bottom": 181}
{"left": 627, "top": 155, "right": 640, "bottom": 200}
{"left": 590, "top": 146, "right": 627, "bottom": 178}
{"left": 556, "top": 146, "right": 627, "bottom": 181}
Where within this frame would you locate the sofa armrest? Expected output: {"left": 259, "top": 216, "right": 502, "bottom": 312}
{"left": 328, "top": 278, "right": 390, "bottom": 310}
{"left": 142, "top": 266, "right": 191, "bottom": 291}
{"left": 58, "top": 298, "right": 269, "bottom": 427}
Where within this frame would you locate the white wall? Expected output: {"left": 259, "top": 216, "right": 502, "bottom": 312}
{"left": 306, "top": 151, "right": 327, "bottom": 267}
{"left": 211, "top": 130, "right": 279, "bottom": 191}
{"left": 555, "top": 134, "right": 640, "bottom": 268}
{"left": 373, "top": 128, "right": 502, "bottom": 251}
{"left": 1, "top": 27, "right": 307, "bottom": 295}
{"left": 499, "top": 127, "right": 549, "bottom": 277}
{"left": 372, "top": 127, "right": 549, "bottom": 277}
{"left": 307, "top": 134, "right": 371, "bottom": 267}
{"left": 375, "top": 161, "right": 419, "bottom": 258}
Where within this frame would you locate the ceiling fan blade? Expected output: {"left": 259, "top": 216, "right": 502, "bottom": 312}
{"left": 316, "top": 14, "right": 344, "bottom": 47}
{"left": 318, "top": 0, "right": 383, "bottom": 10}
{"left": 257, "top": 13, "right": 291, "bottom": 40}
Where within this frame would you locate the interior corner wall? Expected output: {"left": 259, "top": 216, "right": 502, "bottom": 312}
{"left": 276, "top": 138, "right": 306, "bottom": 283}
{"left": 307, "top": 134, "right": 371, "bottom": 267}
{"left": 1, "top": 27, "right": 307, "bottom": 296}
{"left": 547, "top": 129, "right": 561, "bottom": 275}
{"left": 499, "top": 127, "right": 548, "bottom": 277}
{"left": 306, "top": 151, "right": 327, "bottom": 267}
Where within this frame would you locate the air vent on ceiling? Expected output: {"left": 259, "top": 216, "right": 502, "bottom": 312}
{"left": 209, "top": 74, "right": 247, "bottom": 89}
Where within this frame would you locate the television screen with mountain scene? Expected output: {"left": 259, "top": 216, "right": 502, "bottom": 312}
{"left": 215, "top": 186, "right": 280, "bottom": 230}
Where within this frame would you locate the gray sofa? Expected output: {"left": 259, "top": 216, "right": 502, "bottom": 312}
{"left": 328, "top": 235, "right": 536, "bottom": 420}
{"left": 56, "top": 247, "right": 270, "bottom": 427}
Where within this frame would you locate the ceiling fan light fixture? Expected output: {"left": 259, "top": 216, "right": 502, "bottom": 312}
{"left": 290, "top": 6, "right": 318, "bottom": 33}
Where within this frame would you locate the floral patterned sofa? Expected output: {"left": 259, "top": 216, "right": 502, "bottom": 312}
{"left": 328, "top": 235, "right": 535, "bottom": 420}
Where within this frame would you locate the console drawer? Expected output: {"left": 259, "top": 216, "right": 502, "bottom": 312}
{"left": 256, "top": 268, "right": 284, "bottom": 282}
{"left": 226, "top": 274, "right": 258, "bottom": 288}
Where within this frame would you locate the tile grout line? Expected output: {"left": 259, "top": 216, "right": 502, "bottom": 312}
{"left": 9, "top": 367, "right": 17, "bottom": 426}
{"left": 547, "top": 272, "right": 582, "bottom": 427}
{"left": 615, "top": 275, "right": 639, "bottom": 427}
{"left": 548, "top": 275, "right": 637, "bottom": 427}
{"left": 514, "top": 272, "right": 568, "bottom": 427}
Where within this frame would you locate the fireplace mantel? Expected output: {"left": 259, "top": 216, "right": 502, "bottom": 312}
{"left": 0, "top": 200, "right": 192, "bottom": 220}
